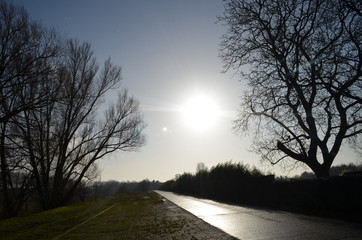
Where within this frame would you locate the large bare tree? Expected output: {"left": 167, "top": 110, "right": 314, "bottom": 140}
{"left": 0, "top": 2, "right": 146, "bottom": 217}
{"left": 0, "top": 1, "right": 60, "bottom": 217}
{"left": 219, "top": 0, "right": 361, "bottom": 177}
{"left": 14, "top": 40, "right": 146, "bottom": 209}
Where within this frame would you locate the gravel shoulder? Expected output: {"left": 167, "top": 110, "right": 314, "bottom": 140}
{"left": 157, "top": 196, "right": 238, "bottom": 240}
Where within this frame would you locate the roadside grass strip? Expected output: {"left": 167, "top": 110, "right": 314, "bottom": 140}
{"left": 52, "top": 203, "right": 119, "bottom": 240}
{"left": 0, "top": 192, "right": 183, "bottom": 240}
{"left": 0, "top": 194, "right": 128, "bottom": 240}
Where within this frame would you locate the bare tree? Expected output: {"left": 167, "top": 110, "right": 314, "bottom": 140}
{"left": 196, "top": 162, "right": 208, "bottom": 173}
{"left": 219, "top": 0, "right": 361, "bottom": 177}
{"left": 14, "top": 40, "right": 146, "bottom": 209}
{"left": 0, "top": 1, "right": 60, "bottom": 217}
{"left": 0, "top": 2, "right": 60, "bottom": 123}
{"left": 0, "top": 2, "right": 146, "bottom": 216}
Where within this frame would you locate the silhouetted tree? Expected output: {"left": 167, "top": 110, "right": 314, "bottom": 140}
{"left": 195, "top": 162, "right": 208, "bottom": 196}
{"left": 220, "top": 0, "right": 362, "bottom": 177}
{"left": 0, "top": 2, "right": 146, "bottom": 216}
{"left": 196, "top": 162, "right": 208, "bottom": 173}
{"left": 13, "top": 40, "right": 146, "bottom": 209}
{"left": 0, "top": 1, "right": 60, "bottom": 217}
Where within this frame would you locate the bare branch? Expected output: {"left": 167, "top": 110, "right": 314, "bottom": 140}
{"left": 220, "top": 0, "right": 362, "bottom": 177}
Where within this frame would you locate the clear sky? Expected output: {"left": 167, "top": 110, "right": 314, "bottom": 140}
{"left": 12, "top": 0, "right": 360, "bottom": 182}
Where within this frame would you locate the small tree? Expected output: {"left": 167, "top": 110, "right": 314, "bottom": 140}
{"left": 219, "top": 0, "right": 361, "bottom": 177}
{"left": 196, "top": 162, "right": 208, "bottom": 173}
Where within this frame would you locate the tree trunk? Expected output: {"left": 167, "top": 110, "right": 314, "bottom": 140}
{"left": 0, "top": 156, "right": 16, "bottom": 218}
{"left": 0, "top": 123, "right": 16, "bottom": 218}
{"left": 309, "top": 162, "right": 330, "bottom": 178}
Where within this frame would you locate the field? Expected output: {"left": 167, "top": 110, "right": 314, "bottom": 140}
{"left": 0, "top": 191, "right": 234, "bottom": 240}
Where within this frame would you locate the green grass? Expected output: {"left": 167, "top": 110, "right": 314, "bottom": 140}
{"left": 0, "top": 191, "right": 178, "bottom": 240}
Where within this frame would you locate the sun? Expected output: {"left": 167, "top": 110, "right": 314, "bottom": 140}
{"left": 182, "top": 96, "right": 219, "bottom": 131}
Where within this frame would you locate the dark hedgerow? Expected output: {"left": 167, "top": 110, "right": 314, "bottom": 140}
{"left": 160, "top": 162, "right": 362, "bottom": 222}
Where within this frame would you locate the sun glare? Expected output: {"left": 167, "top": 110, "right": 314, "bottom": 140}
{"left": 182, "top": 96, "right": 219, "bottom": 131}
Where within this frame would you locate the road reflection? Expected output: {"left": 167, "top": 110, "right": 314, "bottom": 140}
{"left": 186, "top": 200, "right": 231, "bottom": 216}
{"left": 156, "top": 190, "right": 362, "bottom": 240}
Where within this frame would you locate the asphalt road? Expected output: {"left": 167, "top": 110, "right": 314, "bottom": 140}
{"left": 156, "top": 190, "right": 362, "bottom": 240}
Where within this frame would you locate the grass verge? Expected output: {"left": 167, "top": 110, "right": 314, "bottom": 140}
{"left": 0, "top": 192, "right": 172, "bottom": 240}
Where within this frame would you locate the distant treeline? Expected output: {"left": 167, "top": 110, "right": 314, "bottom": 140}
{"left": 297, "top": 163, "right": 362, "bottom": 179}
{"left": 93, "top": 179, "right": 161, "bottom": 198}
{"left": 68, "top": 179, "right": 162, "bottom": 202}
{"left": 160, "top": 162, "right": 362, "bottom": 222}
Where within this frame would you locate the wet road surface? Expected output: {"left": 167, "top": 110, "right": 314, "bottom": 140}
{"left": 156, "top": 190, "right": 362, "bottom": 240}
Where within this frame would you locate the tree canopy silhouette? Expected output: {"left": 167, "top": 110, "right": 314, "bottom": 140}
{"left": 0, "top": 1, "right": 146, "bottom": 217}
{"left": 219, "top": 0, "right": 362, "bottom": 177}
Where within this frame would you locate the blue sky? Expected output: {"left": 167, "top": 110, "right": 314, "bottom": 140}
{"left": 12, "top": 0, "right": 360, "bottom": 181}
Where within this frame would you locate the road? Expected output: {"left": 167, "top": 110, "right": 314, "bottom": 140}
{"left": 156, "top": 190, "right": 362, "bottom": 240}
